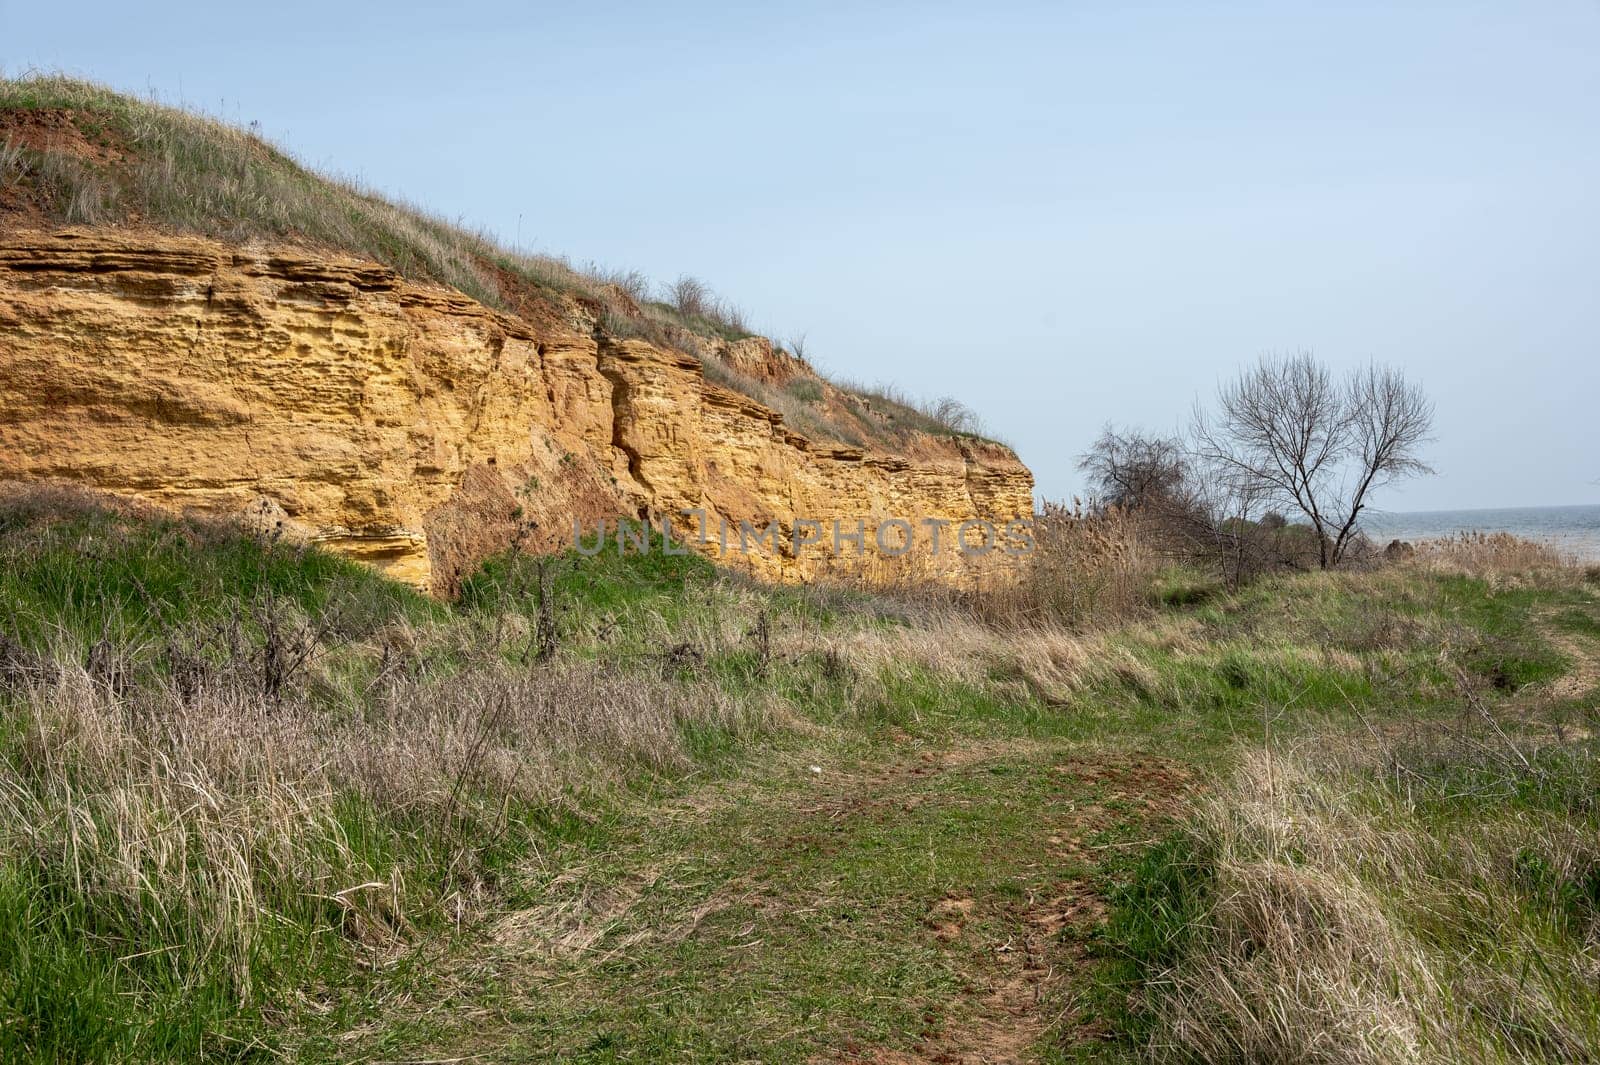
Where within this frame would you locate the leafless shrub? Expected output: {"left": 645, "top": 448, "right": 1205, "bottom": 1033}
{"left": 1077, "top": 427, "right": 1296, "bottom": 587}
{"left": 669, "top": 275, "right": 711, "bottom": 319}
{"left": 1079, "top": 426, "right": 1189, "bottom": 511}
{"left": 0, "top": 630, "right": 47, "bottom": 692}
{"left": 750, "top": 609, "right": 772, "bottom": 679}
{"left": 717, "top": 299, "right": 749, "bottom": 334}
{"left": 930, "top": 396, "right": 981, "bottom": 434}
{"left": 830, "top": 380, "right": 991, "bottom": 440}
{"left": 594, "top": 266, "right": 651, "bottom": 305}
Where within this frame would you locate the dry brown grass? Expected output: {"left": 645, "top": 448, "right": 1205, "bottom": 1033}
{"left": 828, "top": 617, "right": 1167, "bottom": 711}
{"left": 0, "top": 608, "right": 767, "bottom": 1003}
{"left": 828, "top": 379, "right": 992, "bottom": 440}
{"left": 1149, "top": 733, "right": 1600, "bottom": 1064}
{"left": 861, "top": 502, "right": 1164, "bottom": 633}
{"left": 992, "top": 502, "right": 1161, "bottom": 629}
{"left": 1412, "top": 532, "right": 1580, "bottom": 581}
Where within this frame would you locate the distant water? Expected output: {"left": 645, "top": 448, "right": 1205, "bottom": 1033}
{"left": 1364, "top": 504, "right": 1600, "bottom": 561}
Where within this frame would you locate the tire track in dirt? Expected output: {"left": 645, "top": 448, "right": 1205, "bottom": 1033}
{"left": 1541, "top": 610, "right": 1600, "bottom": 704}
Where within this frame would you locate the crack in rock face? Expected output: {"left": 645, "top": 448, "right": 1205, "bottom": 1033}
{"left": 1, "top": 229, "right": 1035, "bottom": 594}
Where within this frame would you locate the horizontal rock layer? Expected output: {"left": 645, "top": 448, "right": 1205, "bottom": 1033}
{"left": 0, "top": 229, "right": 1034, "bottom": 594}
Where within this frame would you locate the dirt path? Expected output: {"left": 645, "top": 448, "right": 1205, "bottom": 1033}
{"left": 336, "top": 739, "right": 1190, "bottom": 1064}
{"left": 839, "top": 754, "right": 1191, "bottom": 1065}
{"left": 1542, "top": 611, "right": 1600, "bottom": 704}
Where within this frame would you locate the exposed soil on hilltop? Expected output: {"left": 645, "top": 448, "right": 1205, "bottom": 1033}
{"left": 0, "top": 107, "right": 126, "bottom": 226}
{"left": 0, "top": 106, "right": 126, "bottom": 164}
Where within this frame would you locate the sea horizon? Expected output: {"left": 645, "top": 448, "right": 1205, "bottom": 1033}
{"left": 1364, "top": 502, "right": 1600, "bottom": 560}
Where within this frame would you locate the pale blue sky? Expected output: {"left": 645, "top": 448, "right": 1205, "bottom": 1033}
{"left": 6, "top": 1, "right": 1597, "bottom": 510}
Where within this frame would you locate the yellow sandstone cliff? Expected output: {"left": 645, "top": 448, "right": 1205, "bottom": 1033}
{"left": 0, "top": 228, "right": 1033, "bottom": 594}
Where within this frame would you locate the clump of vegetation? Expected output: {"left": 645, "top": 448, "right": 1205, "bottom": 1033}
{"left": 832, "top": 379, "right": 993, "bottom": 440}
{"left": 1415, "top": 530, "right": 1580, "bottom": 577}
{"left": 1193, "top": 352, "right": 1435, "bottom": 569}
{"left": 866, "top": 500, "right": 1162, "bottom": 632}
{"left": 785, "top": 377, "right": 824, "bottom": 405}
{"left": 0, "top": 490, "right": 761, "bottom": 1061}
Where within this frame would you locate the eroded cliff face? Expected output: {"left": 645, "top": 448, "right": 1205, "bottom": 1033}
{"left": 0, "top": 229, "right": 1034, "bottom": 594}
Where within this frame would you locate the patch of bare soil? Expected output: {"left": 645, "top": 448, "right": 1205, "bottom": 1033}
{"left": 0, "top": 107, "right": 125, "bottom": 165}
{"left": 468, "top": 253, "right": 575, "bottom": 332}
{"left": 0, "top": 107, "right": 130, "bottom": 226}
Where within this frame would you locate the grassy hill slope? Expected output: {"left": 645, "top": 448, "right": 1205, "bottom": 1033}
{"left": 0, "top": 74, "right": 994, "bottom": 451}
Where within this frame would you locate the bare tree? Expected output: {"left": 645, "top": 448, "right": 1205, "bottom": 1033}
{"left": 1193, "top": 351, "right": 1433, "bottom": 569}
{"left": 1181, "top": 450, "right": 1283, "bottom": 587}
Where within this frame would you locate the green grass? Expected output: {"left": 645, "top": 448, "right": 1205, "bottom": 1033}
{"left": 1079, "top": 834, "right": 1215, "bottom": 1055}
{"left": 1, "top": 494, "right": 1596, "bottom": 1062}
{"left": 0, "top": 492, "right": 439, "bottom": 649}
{"left": 461, "top": 522, "right": 718, "bottom": 622}
{"left": 320, "top": 561, "right": 1598, "bottom": 1062}
{"left": 1551, "top": 606, "right": 1600, "bottom": 639}
{"left": 0, "top": 844, "right": 347, "bottom": 1063}
{"left": 785, "top": 377, "right": 825, "bottom": 404}
{"left": 307, "top": 742, "right": 1144, "bottom": 1064}
{"left": 1073, "top": 605, "right": 1600, "bottom": 1063}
